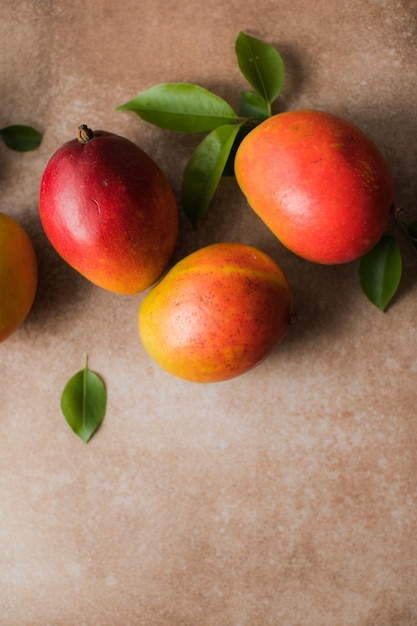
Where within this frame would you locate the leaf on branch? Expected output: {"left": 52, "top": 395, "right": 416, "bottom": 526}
{"left": 235, "top": 31, "right": 285, "bottom": 107}
{"left": 359, "top": 235, "right": 402, "bottom": 311}
{"left": 117, "top": 83, "right": 240, "bottom": 133}
{"left": 60, "top": 356, "right": 107, "bottom": 443}
{"left": 181, "top": 123, "right": 242, "bottom": 228}
{"left": 0, "top": 125, "right": 42, "bottom": 151}
{"left": 239, "top": 90, "right": 270, "bottom": 120}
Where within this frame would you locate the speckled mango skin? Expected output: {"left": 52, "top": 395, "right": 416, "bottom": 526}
{"left": 235, "top": 110, "right": 394, "bottom": 264}
{"left": 138, "top": 243, "right": 292, "bottom": 383}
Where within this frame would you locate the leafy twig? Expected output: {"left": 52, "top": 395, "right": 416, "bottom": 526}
{"left": 117, "top": 31, "right": 285, "bottom": 227}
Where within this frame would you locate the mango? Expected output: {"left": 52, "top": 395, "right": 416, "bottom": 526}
{"left": 235, "top": 110, "right": 394, "bottom": 264}
{"left": 139, "top": 243, "right": 292, "bottom": 383}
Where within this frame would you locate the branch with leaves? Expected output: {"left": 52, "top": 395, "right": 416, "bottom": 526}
{"left": 117, "top": 32, "right": 283, "bottom": 228}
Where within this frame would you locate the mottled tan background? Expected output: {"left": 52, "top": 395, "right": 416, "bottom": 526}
{"left": 1, "top": 1, "right": 417, "bottom": 625}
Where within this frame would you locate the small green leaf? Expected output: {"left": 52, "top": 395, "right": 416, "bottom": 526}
{"left": 235, "top": 31, "right": 284, "bottom": 107}
{"left": 181, "top": 123, "right": 242, "bottom": 228}
{"left": 0, "top": 125, "right": 42, "bottom": 151}
{"left": 117, "top": 83, "right": 240, "bottom": 133}
{"left": 60, "top": 356, "right": 107, "bottom": 443}
{"left": 239, "top": 90, "right": 270, "bottom": 120}
{"left": 359, "top": 235, "right": 402, "bottom": 311}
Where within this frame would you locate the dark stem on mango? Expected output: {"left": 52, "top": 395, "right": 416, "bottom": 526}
{"left": 77, "top": 125, "right": 94, "bottom": 143}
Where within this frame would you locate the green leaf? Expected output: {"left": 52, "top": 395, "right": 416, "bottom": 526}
{"left": 238, "top": 90, "right": 270, "bottom": 120}
{"left": 181, "top": 123, "right": 242, "bottom": 228}
{"left": 235, "top": 31, "right": 284, "bottom": 107}
{"left": 117, "top": 83, "right": 240, "bottom": 133}
{"left": 60, "top": 356, "right": 107, "bottom": 443}
{"left": 359, "top": 235, "right": 402, "bottom": 311}
{"left": 0, "top": 125, "right": 42, "bottom": 151}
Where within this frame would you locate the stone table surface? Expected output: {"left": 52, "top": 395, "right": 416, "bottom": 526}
{"left": 1, "top": 1, "right": 417, "bottom": 625}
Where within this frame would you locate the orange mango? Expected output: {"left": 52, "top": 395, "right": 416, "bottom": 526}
{"left": 0, "top": 213, "right": 37, "bottom": 342}
{"left": 235, "top": 110, "right": 394, "bottom": 264}
{"left": 139, "top": 243, "right": 292, "bottom": 383}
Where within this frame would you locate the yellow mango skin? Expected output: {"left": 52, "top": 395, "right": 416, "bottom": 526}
{"left": 139, "top": 243, "right": 292, "bottom": 383}
{"left": 0, "top": 213, "right": 38, "bottom": 342}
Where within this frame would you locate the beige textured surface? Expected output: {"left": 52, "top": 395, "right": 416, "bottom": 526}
{"left": 1, "top": 1, "right": 417, "bottom": 624}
